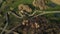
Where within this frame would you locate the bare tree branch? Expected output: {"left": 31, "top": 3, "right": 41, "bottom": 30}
{"left": 33, "top": 11, "right": 60, "bottom": 18}
{"left": 29, "top": 10, "right": 43, "bottom": 16}
{"left": 0, "top": 12, "right": 9, "bottom": 34}
{"left": 6, "top": 23, "right": 22, "bottom": 34}
{"left": 0, "top": 28, "right": 19, "bottom": 34}
{"left": 10, "top": 11, "right": 23, "bottom": 19}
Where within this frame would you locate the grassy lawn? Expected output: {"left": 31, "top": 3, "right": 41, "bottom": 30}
{"left": 11, "top": 0, "right": 33, "bottom": 8}
{"left": 9, "top": 0, "right": 60, "bottom": 11}
{"left": 0, "top": 0, "right": 60, "bottom": 11}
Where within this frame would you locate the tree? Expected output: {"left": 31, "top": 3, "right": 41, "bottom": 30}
{"left": 18, "top": 4, "right": 32, "bottom": 13}
{"left": 33, "top": 0, "right": 48, "bottom": 10}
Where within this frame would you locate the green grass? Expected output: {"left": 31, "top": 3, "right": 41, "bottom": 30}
{"left": 46, "top": 0, "right": 60, "bottom": 11}
{"left": 10, "top": 0, "right": 60, "bottom": 11}
{"left": 11, "top": 0, "right": 33, "bottom": 8}
{"left": 1, "top": 0, "right": 60, "bottom": 11}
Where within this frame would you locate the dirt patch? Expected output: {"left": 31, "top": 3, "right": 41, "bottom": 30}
{"left": 51, "top": 0, "right": 60, "bottom": 5}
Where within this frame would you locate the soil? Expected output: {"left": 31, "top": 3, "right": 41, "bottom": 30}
{"left": 51, "top": 0, "right": 60, "bottom": 5}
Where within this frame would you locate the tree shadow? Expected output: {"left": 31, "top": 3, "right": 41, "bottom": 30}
{"left": 46, "top": 0, "right": 60, "bottom": 8}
